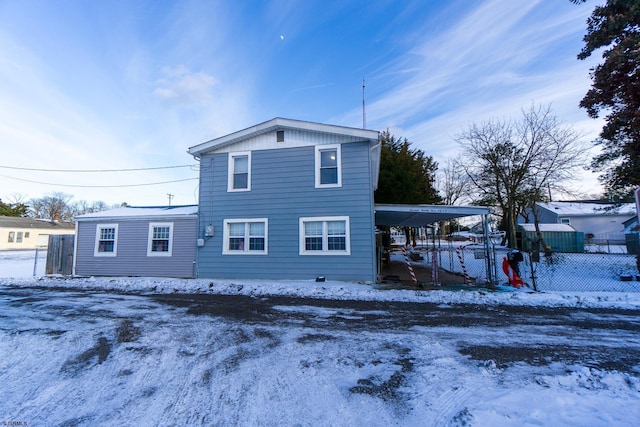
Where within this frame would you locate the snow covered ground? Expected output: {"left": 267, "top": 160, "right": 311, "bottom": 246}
{"left": 2, "top": 249, "right": 640, "bottom": 309}
{"left": 1, "top": 250, "right": 640, "bottom": 426}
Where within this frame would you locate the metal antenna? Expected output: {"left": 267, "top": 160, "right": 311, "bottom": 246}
{"left": 167, "top": 193, "right": 174, "bottom": 206}
{"left": 362, "top": 77, "right": 366, "bottom": 129}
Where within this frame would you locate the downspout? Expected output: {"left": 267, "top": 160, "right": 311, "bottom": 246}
{"left": 72, "top": 220, "right": 79, "bottom": 276}
{"left": 370, "top": 137, "right": 382, "bottom": 283}
{"left": 483, "top": 213, "right": 493, "bottom": 284}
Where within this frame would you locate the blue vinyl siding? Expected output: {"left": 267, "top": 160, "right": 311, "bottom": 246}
{"left": 75, "top": 217, "right": 197, "bottom": 278}
{"left": 196, "top": 141, "right": 376, "bottom": 282}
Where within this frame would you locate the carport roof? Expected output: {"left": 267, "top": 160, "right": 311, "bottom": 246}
{"left": 374, "top": 204, "right": 491, "bottom": 227}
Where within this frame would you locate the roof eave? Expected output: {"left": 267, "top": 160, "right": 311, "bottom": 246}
{"left": 187, "top": 117, "right": 380, "bottom": 157}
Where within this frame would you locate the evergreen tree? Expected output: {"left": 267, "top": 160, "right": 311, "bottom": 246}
{"left": 574, "top": 0, "right": 640, "bottom": 194}
{"left": 0, "top": 199, "right": 28, "bottom": 217}
{"left": 374, "top": 131, "right": 441, "bottom": 204}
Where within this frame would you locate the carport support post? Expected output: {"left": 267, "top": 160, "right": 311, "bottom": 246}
{"left": 483, "top": 214, "right": 494, "bottom": 284}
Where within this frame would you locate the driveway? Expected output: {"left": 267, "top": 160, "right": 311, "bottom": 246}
{"left": 1, "top": 285, "right": 639, "bottom": 426}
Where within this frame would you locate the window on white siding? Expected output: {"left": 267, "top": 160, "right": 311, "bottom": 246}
{"left": 560, "top": 218, "right": 570, "bottom": 224}
{"left": 25, "top": 232, "right": 30, "bottom": 238}
{"left": 228, "top": 151, "right": 251, "bottom": 192}
{"left": 315, "top": 145, "right": 342, "bottom": 188}
{"left": 148, "top": 223, "right": 173, "bottom": 257}
{"left": 16, "top": 232, "right": 23, "bottom": 243}
{"left": 94, "top": 224, "right": 118, "bottom": 256}
{"left": 7, "top": 231, "right": 15, "bottom": 243}
{"left": 223, "top": 219, "right": 268, "bottom": 255}
{"left": 299, "top": 216, "right": 350, "bottom": 255}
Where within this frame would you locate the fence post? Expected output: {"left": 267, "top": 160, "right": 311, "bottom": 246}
{"left": 528, "top": 252, "right": 538, "bottom": 292}
{"left": 33, "top": 247, "right": 39, "bottom": 277}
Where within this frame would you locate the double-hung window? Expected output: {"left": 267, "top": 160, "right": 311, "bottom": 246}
{"left": 7, "top": 231, "right": 15, "bottom": 243}
{"left": 148, "top": 222, "right": 173, "bottom": 256}
{"left": 95, "top": 224, "right": 118, "bottom": 256}
{"left": 299, "top": 216, "right": 350, "bottom": 255}
{"left": 223, "top": 219, "right": 268, "bottom": 254}
{"left": 315, "top": 144, "right": 342, "bottom": 188}
{"left": 228, "top": 151, "right": 251, "bottom": 192}
{"left": 16, "top": 232, "right": 23, "bottom": 243}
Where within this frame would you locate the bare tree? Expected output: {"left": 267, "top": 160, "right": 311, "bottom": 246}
{"left": 70, "top": 200, "right": 110, "bottom": 217}
{"left": 455, "top": 104, "right": 586, "bottom": 248}
{"left": 29, "top": 192, "right": 74, "bottom": 221}
{"left": 437, "top": 158, "right": 471, "bottom": 206}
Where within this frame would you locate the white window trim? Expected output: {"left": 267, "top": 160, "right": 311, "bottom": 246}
{"left": 147, "top": 222, "right": 174, "bottom": 257}
{"left": 227, "top": 151, "right": 252, "bottom": 192}
{"left": 222, "top": 218, "right": 268, "bottom": 255}
{"left": 94, "top": 223, "right": 119, "bottom": 257}
{"left": 315, "top": 144, "right": 342, "bottom": 188}
{"left": 299, "top": 216, "right": 351, "bottom": 256}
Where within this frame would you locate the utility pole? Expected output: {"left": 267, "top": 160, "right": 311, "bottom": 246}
{"left": 167, "top": 193, "right": 174, "bottom": 206}
{"left": 362, "top": 77, "right": 366, "bottom": 129}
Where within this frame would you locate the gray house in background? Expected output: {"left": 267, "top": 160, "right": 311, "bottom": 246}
{"left": 74, "top": 206, "right": 198, "bottom": 278}
{"left": 188, "top": 117, "right": 381, "bottom": 283}
{"left": 519, "top": 201, "right": 635, "bottom": 243}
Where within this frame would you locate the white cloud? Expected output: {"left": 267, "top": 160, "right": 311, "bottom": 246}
{"left": 153, "top": 65, "right": 218, "bottom": 108}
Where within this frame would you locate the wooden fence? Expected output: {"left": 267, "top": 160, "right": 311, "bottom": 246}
{"left": 46, "top": 234, "right": 74, "bottom": 275}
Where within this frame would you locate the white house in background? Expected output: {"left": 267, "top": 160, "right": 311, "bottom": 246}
{"left": 0, "top": 216, "right": 75, "bottom": 250}
{"left": 518, "top": 201, "right": 636, "bottom": 242}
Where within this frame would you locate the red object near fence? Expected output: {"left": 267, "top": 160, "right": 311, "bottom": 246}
{"left": 502, "top": 256, "right": 525, "bottom": 288}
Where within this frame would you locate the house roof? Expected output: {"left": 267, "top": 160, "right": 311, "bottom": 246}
{"left": 519, "top": 223, "right": 576, "bottom": 232}
{"left": 187, "top": 117, "right": 382, "bottom": 189}
{"left": 0, "top": 216, "right": 75, "bottom": 230}
{"left": 74, "top": 205, "right": 198, "bottom": 222}
{"left": 537, "top": 201, "right": 636, "bottom": 216}
{"left": 374, "top": 204, "right": 491, "bottom": 227}
{"left": 188, "top": 117, "right": 380, "bottom": 156}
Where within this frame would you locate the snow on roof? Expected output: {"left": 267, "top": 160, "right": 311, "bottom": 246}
{"left": 74, "top": 205, "right": 198, "bottom": 221}
{"left": 538, "top": 202, "right": 636, "bottom": 216}
{"left": 519, "top": 223, "right": 576, "bottom": 232}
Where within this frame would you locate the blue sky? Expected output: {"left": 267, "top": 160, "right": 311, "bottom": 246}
{"left": 0, "top": 0, "right": 604, "bottom": 207}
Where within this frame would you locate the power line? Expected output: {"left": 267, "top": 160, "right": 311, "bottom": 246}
{"left": 0, "top": 173, "right": 198, "bottom": 188}
{"left": 0, "top": 164, "right": 198, "bottom": 173}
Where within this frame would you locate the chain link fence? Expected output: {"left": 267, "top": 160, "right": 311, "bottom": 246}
{"left": 429, "top": 242, "right": 640, "bottom": 292}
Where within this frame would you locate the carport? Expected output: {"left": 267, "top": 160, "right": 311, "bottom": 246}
{"left": 374, "top": 204, "right": 494, "bottom": 286}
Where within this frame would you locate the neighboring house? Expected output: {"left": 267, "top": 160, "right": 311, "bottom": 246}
{"left": 0, "top": 216, "right": 75, "bottom": 250}
{"left": 519, "top": 201, "right": 636, "bottom": 242}
{"left": 188, "top": 117, "right": 381, "bottom": 283}
{"left": 73, "top": 206, "right": 198, "bottom": 278}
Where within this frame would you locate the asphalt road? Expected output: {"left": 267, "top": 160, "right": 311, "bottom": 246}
{"left": 2, "top": 285, "right": 640, "bottom": 374}
{"left": 2, "top": 285, "right": 640, "bottom": 426}
{"left": 151, "top": 292, "right": 640, "bottom": 373}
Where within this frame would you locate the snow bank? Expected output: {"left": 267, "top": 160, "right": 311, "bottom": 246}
{"left": 2, "top": 274, "right": 640, "bottom": 310}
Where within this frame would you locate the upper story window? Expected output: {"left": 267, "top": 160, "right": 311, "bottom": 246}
{"left": 223, "top": 218, "right": 268, "bottom": 255}
{"left": 228, "top": 151, "right": 251, "bottom": 192}
{"left": 16, "top": 232, "right": 23, "bottom": 243}
{"left": 7, "top": 231, "right": 15, "bottom": 243}
{"left": 148, "top": 222, "right": 173, "bottom": 257}
{"left": 560, "top": 218, "right": 570, "bottom": 224}
{"left": 299, "top": 216, "right": 350, "bottom": 255}
{"left": 315, "top": 145, "right": 342, "bottom": 188}
{"left": 95, "top": 224, "right": 118, "bottom": 257}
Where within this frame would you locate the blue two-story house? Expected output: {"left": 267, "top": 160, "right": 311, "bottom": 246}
{"left": 188, "top": 117, "right": 381, "bottom": 283}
